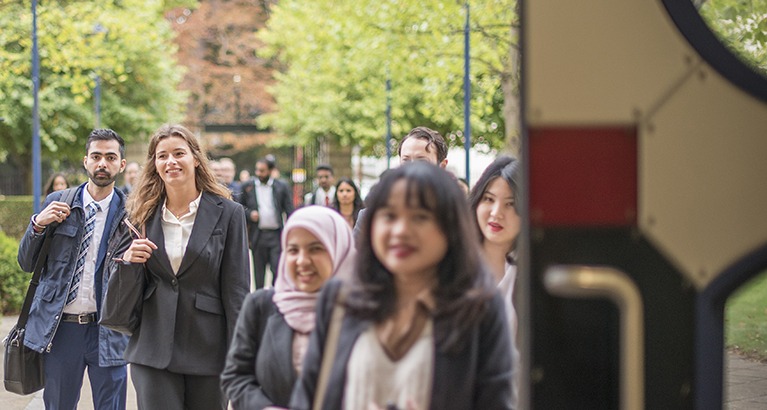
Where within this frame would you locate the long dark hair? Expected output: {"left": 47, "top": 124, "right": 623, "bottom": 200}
{"left": 332, "top": 177, "right": 364, "bottom": 226}
{"left": 346, "top": 162, "right": 495, "bottom": 353}
{"left": 468, "top": 155, "right": 521, "bottom": 249}
{"left": 44, "top": 172, "right": 69, "bottom": 196}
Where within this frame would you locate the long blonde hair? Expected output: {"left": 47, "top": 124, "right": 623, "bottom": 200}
{"left": 127, "top": 124, "right": 231, "bottom": 227}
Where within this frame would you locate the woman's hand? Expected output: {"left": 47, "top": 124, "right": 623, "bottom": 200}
{"left": 121, "top": 238, "right": 158, "bottom": 263}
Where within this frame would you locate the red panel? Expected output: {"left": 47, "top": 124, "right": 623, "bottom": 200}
{"left": 529, "top": 127, "right": 637, "bottom": 227}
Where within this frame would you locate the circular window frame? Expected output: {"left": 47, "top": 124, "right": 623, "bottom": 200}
{"left": 661, "top": 0, "right": 767, "bottom": 103}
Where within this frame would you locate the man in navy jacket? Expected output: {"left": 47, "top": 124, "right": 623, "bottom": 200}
{"left": 18, "top": 129, "right": 130, "bottom": 410}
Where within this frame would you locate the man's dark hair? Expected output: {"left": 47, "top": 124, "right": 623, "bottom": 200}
{"left": 397, "top": 126, "right": 448, "bottom": 164}
{"left": 316, "top": 164, "right": 333, "bottom": 174}
{"left": 257, "top": 158, "right": 275, "bottom": 171}
{"left": 86, "top": 128, "right": 126, "bottom": 159}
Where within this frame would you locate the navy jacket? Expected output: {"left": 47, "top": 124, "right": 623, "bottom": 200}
{"left": 17, "top": 184, "right": 129, "bottom": 366}
{"left": 290, "top": 280, "right": 514, "bottom": 409}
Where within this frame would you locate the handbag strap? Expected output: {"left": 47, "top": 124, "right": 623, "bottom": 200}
{"left": 16, "top": 187, "right": 78, "bottom": 329}
{"left": 313, "top": 286, "right": 347, "bottom": 410}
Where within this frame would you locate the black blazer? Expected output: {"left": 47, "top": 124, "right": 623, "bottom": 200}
{"left": 238, "top": 178, "right": 294, "bottom": 248}
{"left": 108, "top": 192, "right": 251, "bottom": 375}
{"left": 290, "top": 280, "right": 514, "bottom": 409}
{"left": 221, "top": 289, "right": 298, "bottom": 409}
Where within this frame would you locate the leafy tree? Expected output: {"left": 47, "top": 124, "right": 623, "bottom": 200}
{"left": 0, "top": 0, "right": 196, "bottom": 193}
{"left": 699, "top": 0, "right": 767, "bottom": 75}
{"left": 258, "top": 0, "right": 519, "bottom": 156}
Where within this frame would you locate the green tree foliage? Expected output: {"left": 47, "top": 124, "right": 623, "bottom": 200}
{"left": 0, "top": 231, "right": 26, "bottom": 314}
{"left": 258, "top": 0, "right": 517, "bottom": 156}
{"left": 0, "top": 0, "right": 195, "bottom": 192}
{"left": 699, "top": 0, "right": 767, "bottom": 75}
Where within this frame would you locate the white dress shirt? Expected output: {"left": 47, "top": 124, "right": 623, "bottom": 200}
{"left": 161, "top": 193, "right": 202, "bottom": 275}
{"left": 63, "top": 189, "right": 113, "bottom": 315}
{"left": 255, "top": 178, "right": 280, "bottom": 229}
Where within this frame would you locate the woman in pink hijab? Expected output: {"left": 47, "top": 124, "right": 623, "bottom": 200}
{"left": 221, "top": 206, "right": 356, "bottom": 409}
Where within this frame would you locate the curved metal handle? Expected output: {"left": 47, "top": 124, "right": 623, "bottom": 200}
{"left": 544, "top": 265, "right": 645, "bottom": 410}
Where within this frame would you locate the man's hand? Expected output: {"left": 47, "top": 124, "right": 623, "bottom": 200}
{"left": 36, "top": 201, "right": 72, "bottom": 227}
{"left": 250, "top": 210, "right": 260, "bottom": 223}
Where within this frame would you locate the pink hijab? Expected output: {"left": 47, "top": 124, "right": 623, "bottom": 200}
{"left": 272, "top": 206, "right": 357, "bottom": 334}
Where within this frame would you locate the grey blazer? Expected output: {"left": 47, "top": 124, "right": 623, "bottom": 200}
{"left": 221, "top": 289, "right": 298, "bottom": 409}
{"left": 107, "top": 192, "right": 250, "bottom": 375}
{"left": 290, "top": 280, "right": 514, "bottom": 409}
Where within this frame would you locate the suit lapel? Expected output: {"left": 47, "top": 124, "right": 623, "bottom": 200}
{"left": 146, "top": 207, "right": 175, "bottom": 279}
{"left": 176, "top": 192, "right": 222, "bottom": 277}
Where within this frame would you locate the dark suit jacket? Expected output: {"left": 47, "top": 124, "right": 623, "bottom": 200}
{"left": 238, "top": 178, "right": 293, "bottom": 248}
{"left": 290, "top": 280, "right": 514, "bottom": 409}
{"left": 106, "top": 192, "right": 250, "bottom": 375}
{"left": 221, "top": 289, "right": 298, "bottom": 409}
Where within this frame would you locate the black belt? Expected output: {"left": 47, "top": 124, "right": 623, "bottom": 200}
{"left": 61, "top": 312, "right": 97, "bottom": 324}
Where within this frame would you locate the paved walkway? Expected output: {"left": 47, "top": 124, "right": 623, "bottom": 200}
{"left": 3, "top": 314, "right": 767, "bottom": 409}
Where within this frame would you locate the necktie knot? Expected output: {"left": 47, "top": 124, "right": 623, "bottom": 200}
{"left": 87, "top": 202, "right": 101, "bottom": 217}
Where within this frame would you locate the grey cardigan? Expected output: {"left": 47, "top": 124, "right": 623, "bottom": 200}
{"left": 290, "top": 280, "right": 514, "bottom": 409}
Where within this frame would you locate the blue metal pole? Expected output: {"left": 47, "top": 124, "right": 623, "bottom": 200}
{"left": 386, "top": 77, "right": 392, "bottom": 169}
{"left": 463, "top": 1, "right": 471, "bottom": 182}
{"left": 32, "top": 0, "right": 41, "bottom": 212}
{"left": 95, "top": 75, "right": 101, "bottom": 128}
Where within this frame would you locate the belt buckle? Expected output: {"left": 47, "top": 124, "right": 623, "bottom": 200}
{"left": 77, "top": 313, "right": 90, "bottom": 324}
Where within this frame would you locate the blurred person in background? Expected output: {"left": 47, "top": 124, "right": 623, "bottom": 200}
{"left": 332, "top": 178, "right": 364, "bottom": 230}
{"left": 45, "top": 172, "right": 70, "bottom": 195}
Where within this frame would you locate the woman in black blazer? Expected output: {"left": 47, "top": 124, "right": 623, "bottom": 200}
{"left": 290, "top": 163, "right": 514, "bottom": 409}
{"left": 109, "top": 124, "right": 250, "bottom": 410}
{"left": 221, "top": 206, "right": 356, "bottom": 409}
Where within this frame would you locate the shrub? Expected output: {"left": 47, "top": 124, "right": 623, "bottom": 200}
{"left": 0, "top": 231, "right": 27, "bottom": 314}
{"left": 0, "top": 195, "right": 34, "bottom": 240}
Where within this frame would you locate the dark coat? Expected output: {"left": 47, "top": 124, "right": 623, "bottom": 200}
{"left": 17, "top": 184, "right": 129, "bottom": 366}
{"left": 102, "top": 192, "right": 250, "bottom": 375}
{"left": 238, "top": 178, "right": 293, "bottom": 248}
{"left": 221, "top": 289, "right": 298, "bottom": 409}
{"left": 290, "top": 280, "right": 514, "bottom": 410}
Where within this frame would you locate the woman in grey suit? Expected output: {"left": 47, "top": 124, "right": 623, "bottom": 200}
{"left": 110, "top": 124, "right": 250, "bottom": 410}
{"left": 221, "top": 206, "right": 356, "bottom": 409}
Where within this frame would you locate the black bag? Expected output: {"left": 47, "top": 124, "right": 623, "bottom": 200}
{"left": 3, "top": 326, "right": 44, "bottom": 395}
{"left": 3, "top": 187, "right": 76, "bottom": 395}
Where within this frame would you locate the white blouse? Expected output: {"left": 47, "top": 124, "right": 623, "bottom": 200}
{"left": 160, "top": 193, "right": 201, "bottom": 275}
{"left": 343, "top": 321, "right": 434, "bottom": 410}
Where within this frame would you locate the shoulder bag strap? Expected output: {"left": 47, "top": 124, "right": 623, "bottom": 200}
{"left": 313, "top": 286, "right": 347, "bottom": 410}
{"left": 16, "top": 188, "right": 78, "bottom": 329}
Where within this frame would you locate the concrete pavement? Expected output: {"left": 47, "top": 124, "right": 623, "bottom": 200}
{"left": 3, "top": 314, "right": 767, "bottom": 409}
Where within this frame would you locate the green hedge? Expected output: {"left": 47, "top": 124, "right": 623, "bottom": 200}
{"left": 0, "top": 231, "right": 27, "bottom": 314}
{"left": 0, "top": 195, "right": 34, "bottom": 240}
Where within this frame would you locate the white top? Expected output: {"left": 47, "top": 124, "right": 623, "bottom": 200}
{"left": 304, "top": 186, "right": 336, "bottom": 207}
{"left": 161, "top": 193, "right": 202, "bottom": 275}
{"left": 498, "top": 261, "right": 519, "bottom": 409}
{"left": 343, "top": 321, "right": 434, "bottom": 410}
{"left": 64, "top": 189, "right": 113, "bottom": 315}
{"left": 254, "top": 178, "right": 280, "bottom": 229}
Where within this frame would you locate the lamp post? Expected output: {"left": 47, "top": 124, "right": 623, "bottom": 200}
{"left": 463, "top": 1, "right": 471, "bottom": 182}
{"left": 32, "top": 0, "right": 41, "bottom": 212}
{"left": 385, "top": 77, "right": 392, "bottom": 169}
